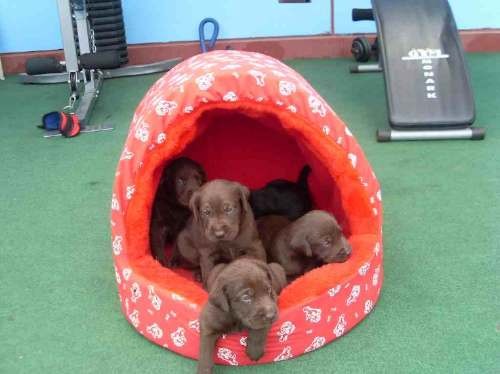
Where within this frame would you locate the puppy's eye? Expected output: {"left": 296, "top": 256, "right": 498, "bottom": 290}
{"left": 240, "top": 294, "right": 252, "bottom": 304}
{"left": 224, "top": 206, "right": 234, "bottom": 214}
{"left": 321, "top": 237, "right": 332, "bottom": 247}
{"left": 176, "top": 178, "right": 185, "bottom": 187}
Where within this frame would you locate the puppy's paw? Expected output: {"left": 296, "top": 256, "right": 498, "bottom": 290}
{"left": 246, "top": 344, "right": 265, "bottom": 361}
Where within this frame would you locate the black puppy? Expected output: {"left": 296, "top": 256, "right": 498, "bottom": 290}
{"left": 250, "top": 165, "right": 312, "bottom": 221}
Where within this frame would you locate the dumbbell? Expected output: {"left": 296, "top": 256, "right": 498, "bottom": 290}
{"left": 351, "top": 37, "right": 378, "bottom": 63}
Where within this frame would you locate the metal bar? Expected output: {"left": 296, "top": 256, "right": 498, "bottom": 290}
{"left": 56, "top": 0, "right": 79, "bottom": 72}
{"left": 350, "top": 64, "right": 382, "bottom": 73}
{"left": 75, "top": 72, "right": 104, "bottom": 127}
{"left": 377, "top": 127, "right": 485, "bottom": 142}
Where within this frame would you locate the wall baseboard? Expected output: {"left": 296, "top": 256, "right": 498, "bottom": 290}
{"left": 2, "top": 29, "right": 499, "bottom": 75}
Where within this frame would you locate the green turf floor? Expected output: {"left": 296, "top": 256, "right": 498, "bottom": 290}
{"left": 1, "top": 54, "right": 499, "bottom": 374}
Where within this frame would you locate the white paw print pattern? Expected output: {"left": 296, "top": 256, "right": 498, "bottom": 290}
{"left": 120, "top": 148, "right": 134, "bottom": 161}
{"left": 122, "top": 268, "right": 132, "bottom": 281}
{"left": 346, "top": 285, "right": 361, "bottom": 305}
{"left": 188, "top": 319, "right": 200, "bottom": 333}
{"left": 126, "top": 185, "right": 135, "bottom": 200}
{"left": 156, "top": 132, "right": 166, "bottom": 144}
{"left": 112, "top": 235, "right": 123, "bottom": 256}
{"left": 195, "top": 72, "right": 215, "bottom": 90}
{"left": 147, "top": 285, "right": 162, "bottom": 311}
{"left": 287, "top": 105, "right": 297, "bottom": 113}
{"left": 348, "top": 153, "right": 358, "bottom": 168}
{"left": 155, "top": 100, "right": 177, "bottom": 116}
{"left": 328, "top": 285, "right": 341, "bottom": 297}
{"left": 111, "top": 194, "right": 120, "bottom": 211}
{"left": 129, "top": 310, "right": 140, "bottom": 328}
{"left": 323, "top": 125, "right": 331, "bottom": 136}
{"left": 147, "top": 323, "right": 163, "bottom": 339}
{"left": 248, "top": 69, "right": 266, "bottom": 86}
{"left": 374, "top": 242, "right": 381, "bottom": 256}
{"left": 130, "top": 282, "right": 142, "bottom": 303}
{"left": 278, "top": 80, "right": 296, "bottom": 96}
{"left": 223, "top": 91, "right": 238, "bottom": 102}
{"left": 364, "top": 299, "right": 374, "bottom": 314}
{"left": 217, "top": 348, "right": 238, "bottom": 365}
{"left": 274, "top": 346, "right": 293, "bottom": 361}
{"left": 183, "top": 105, "right": 194, "bottom": 114}
{"left": 308, "top": 95, "right": 327, "bottom": 117}
{"left": 358, "top": 262, "right": 370, "bottom": 276}
{"left": 277, "top": 321, "right": 296, "bottom": 342}
{"left": 304, "top": 336, "right": 326, "bottom": 352}
{"left": 303, "top": 306, "right": 322, "bottom": 323}
{"left": 114, "top": 266, "right": 121, "bottom": 284}
{"left": 170, "top": 327, "right": 187, "bottom": 347}
{"left": 134, "top": 121, "right": 149, "bottom": 143}
{"left": 376, "top": 190, "right": 382, "bottom": 201}
{"left": 372, "top": 266, "right": 381, "bottom": 286}
{"left": 333, "top": 314, "right": 346, "bottom": 337}
{"left": 239, "top": 336, "right": 247, "bottom": 347}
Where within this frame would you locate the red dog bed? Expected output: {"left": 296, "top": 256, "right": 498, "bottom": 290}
{"left": 110, "top": 51, "right": 383, "bottom": 365}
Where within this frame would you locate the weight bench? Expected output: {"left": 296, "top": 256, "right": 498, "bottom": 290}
{"left": 350, "top": 0, "right": 485, "bottom": 142}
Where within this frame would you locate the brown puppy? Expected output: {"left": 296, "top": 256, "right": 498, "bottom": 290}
{"left": 174, "top": 179, "right": 267, "bottom": 286}
{"left": 257, "top": 210, "right": 352, "bottom": 279}
{"left": 198, "top": 258, "right": 287, "bottom": 373}
{"left": 150, "top": 157, "right": 206, "bottom": 266}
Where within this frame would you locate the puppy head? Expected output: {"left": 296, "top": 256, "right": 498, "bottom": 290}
{"left": 290, "top": 210, "right": 352, "bottom": 263}
{"left": 208, "top": 259, "right": 283, "bottom": 330}
{"left": 160, "top": 157, "right": 206, "bottom": 207}
{"left": 189, "top": 180, "right": 251, "bottom": 243}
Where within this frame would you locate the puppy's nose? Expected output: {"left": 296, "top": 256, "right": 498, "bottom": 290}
{"left": 263, "top": 306, "right": 277, "bottom": 321}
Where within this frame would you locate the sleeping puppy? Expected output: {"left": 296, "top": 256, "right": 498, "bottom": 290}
{"left": 150, "top": 157, "right": 206, "bottom": 266}
{"left": 257, "top": 210, "right": 352, "bottom": 279}
{"left": 198, "top": 258, "right": 287, "bottom": 374}
{"left": 174, "top": 179, "right": 267, "bottom": 286}
{"left": 250, "top": 165, "right": 312, "bottom": 221}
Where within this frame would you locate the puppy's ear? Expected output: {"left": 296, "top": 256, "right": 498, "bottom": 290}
{"left": 189, "top": 191, "right": 201, "bottom": 222}
{"left": 206, "top": 263, "right": 227, "bottom": 290}
{"left": 290, "top": 232, "right": 312, "bottom": 257}
{"left": 209, "top": 280, "right": 229, "bottom": 312}
{"left": 237, "top": 184, "right": 251, "bottom": 217}
{"left": 267, "top": 263, "right": 287, "bottom": 293}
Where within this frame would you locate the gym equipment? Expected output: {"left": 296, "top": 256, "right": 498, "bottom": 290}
{"left": 111, "top": 50, "right": 383, "bottom": 365}
{"left": 198, "top": 18, "right": 219, "bottom": 53}
{"left": 351, "top": 36, "right": 378, "bottom": 63}
{"left": 350, "top": 0, "right": 485, "bottom": 142}
{"left": 20, "top": 0, "right": 180, "bottom": 137}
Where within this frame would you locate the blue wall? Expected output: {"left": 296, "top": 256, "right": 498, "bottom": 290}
{"left": 335, "top": 0, "right": 500, "bottom": 34}
{"left": 0, "top": 0, "right": 499, "bottom": 53}
{"left": 0, "top": 0, "right": 331, "bottom": 53}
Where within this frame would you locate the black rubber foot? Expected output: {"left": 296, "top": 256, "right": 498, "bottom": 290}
{"left": 376, "top": 129, "right": 391, "bottom": 142}
{"left": 471, "top": 127, "right": 486, "bottom": 140}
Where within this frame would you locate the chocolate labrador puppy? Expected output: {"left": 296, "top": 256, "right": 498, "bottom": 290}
{"left": 198, "top": 258, "right": 287, "bottom": 374}
{"left": 257, "top": 210, "right": 352, "bottom": 279}
{"left": 174, "top": 179, "right": 267, "bottom": 286}
{"left": 150, "top": 157, "right": 206, "bottom": 266}
{"left": 250, "top": 165, "right": 312, "bottom": 221}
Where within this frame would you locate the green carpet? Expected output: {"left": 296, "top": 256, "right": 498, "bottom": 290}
{"left": 1, "top": 54, "right": 499, "bottom": 374}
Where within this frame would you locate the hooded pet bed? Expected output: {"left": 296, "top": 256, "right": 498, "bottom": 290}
{"left": 111, "top": 50, "right": 383, "bottom": 365}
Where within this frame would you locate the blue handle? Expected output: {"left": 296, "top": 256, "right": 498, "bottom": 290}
{"left": 199, "top": 18, "right": 219, "bottom": 53}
